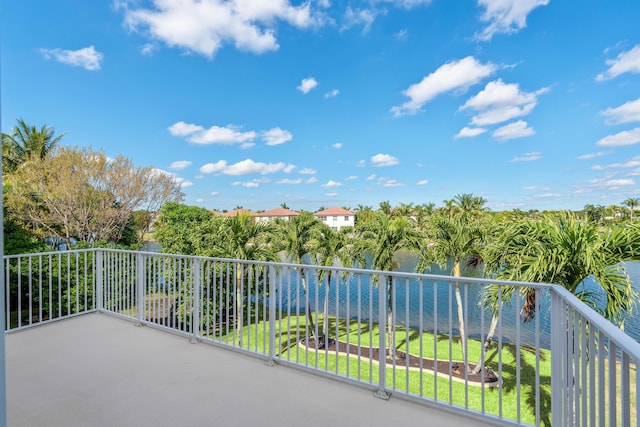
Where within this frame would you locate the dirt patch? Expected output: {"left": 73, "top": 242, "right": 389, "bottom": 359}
{"left": 303, "top": 337, "right": 499, "bottom": 386}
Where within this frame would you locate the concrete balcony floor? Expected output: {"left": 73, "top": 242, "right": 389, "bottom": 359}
{"left": 7, "top": 313, "right": 492, "bottom": 427}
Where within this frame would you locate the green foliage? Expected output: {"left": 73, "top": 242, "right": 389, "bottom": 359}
{"left": 484, "top": 213, "right": 640, "bottom": 326}
{"left": 153, "top": 202, "right": 214, "bottom": 254}
{"left": 2, "top": 118, "right": 66, "bottom": 173}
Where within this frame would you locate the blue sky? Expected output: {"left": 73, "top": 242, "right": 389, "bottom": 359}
{"left": 2, "top": 0, "right": 640, "bottom": 213}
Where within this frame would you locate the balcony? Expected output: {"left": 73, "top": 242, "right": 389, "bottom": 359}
{"left": 3, "top": 249, "right": 640, "bottom": 426}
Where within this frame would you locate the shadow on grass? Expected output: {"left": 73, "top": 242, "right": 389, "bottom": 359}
{"left": 483, "top": 343, "right": 551, "bottom": 427}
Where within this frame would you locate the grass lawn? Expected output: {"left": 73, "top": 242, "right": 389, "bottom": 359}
{"left": 210, "top": 312, "right": 552, "bottom": 426}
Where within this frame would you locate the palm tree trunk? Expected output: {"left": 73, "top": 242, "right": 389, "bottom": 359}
{"left": 471, "top": 314, "right": 499, "bottom": 375}
{"left": 300, "top": 268, "right": 317, "bottom": 339}
{"left": 453, "top": 261, "right": 467, "bottom": 369}
{"left": 322, "top": 272, "right": 331, "bottom": 347}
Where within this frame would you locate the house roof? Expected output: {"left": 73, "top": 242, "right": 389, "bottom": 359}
{"left": 222, "top": 209, "right": 255, "bottom": 217}
{"left": 314, "top": 206, "right": 355, "bottom": 216}
{"left": 254, "top": 207, "right": 300, "bottom": 217}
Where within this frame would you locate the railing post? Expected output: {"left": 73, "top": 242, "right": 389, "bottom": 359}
{"left": 190, "top": 259, "right": 201, "bottom": 344}
{"left": 266, "top": 265, "right": 277, "bottom": 366}
{"left": 551, "top": 291, "right": 565, "bottom": 426}
{"left": 375, "top": 273, "right": 390, "bottom": 400}
{"left": 136, "top": 253, "right": 146, "bottom": 326}
{"left": 95, "top": 250, "right": 103, "bottom": 312}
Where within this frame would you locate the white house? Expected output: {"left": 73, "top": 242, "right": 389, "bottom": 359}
{"left": 314, "top": 206, "right": 355, "bottom": 230}
{"left": 254, "top": 207, "right": 300, "bottom": 223}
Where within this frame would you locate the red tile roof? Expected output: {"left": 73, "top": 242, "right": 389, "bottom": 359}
{"left": 314, "top": 206, "right": 355, "bottom": 216}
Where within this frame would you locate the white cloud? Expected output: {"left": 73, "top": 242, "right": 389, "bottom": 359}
{"left": 381, "top": 179, "right": 404, "bottom": 187}
{"left": 345, "top": 175, "right": 358, "bottom": 181}
{"left": 357, "top": 160, "right": 367, "bottom": 167}
{"left": 596, "top": 45, "right": 640, "bottom": 81}
{"left": 375, "top": 0, "right": 432, "bottom": 8}
{"left": 391, "top": 56, "right": 496, "bottom": 117}
{"left": 522, "top": 185, "right": 549, "bottom": 191}
{"left": 394, "top": 29, "right": 408, "bottom": 41}
{"left": 460, "top": 79, "right": 547, "bottom": 126}
{"left": 39, "top": 46, "right": 103, "bottom": 70}
{"left": 276, "top": 178, "right": 302, "bottom": 184}
{"left": 325, "top": 192, "right": 339, "bottom": 197}
{"left": 591, "top": 156, "right": 640, "bottom": 170}
{"left": 342, "top": 7, "right": 380, "bottom": 34}
{"left": 297, "top": 77, "right": 318, "bottom": 94}
{"left": 492, "top": 120, "right": 535, "bottom": 140}
{"left": 210, "top": 192, "right": 219, "bottom": 196}
{"left": 199, "top": 158, "right": 293, "bottom": 175}
{"left": 455, "top": 127, "right": 487, "bottom": 139}
{"left": 476, "top": 0, "right": 549, "bottom": 41}
{"left": 605, "top": 179, "right": 635, "bottom": 187}
{"left": 325, "top": 89, "right": 339, "bottom": 98}
{"left": 305, "top": 176, "right": 318, "bottom": 184}
{"left": 510, "top": 151, "right": 542, "bottom": 162}
{"left": 169, "top": 121, "right": 256, "bottom": 145}
{"left": 240, "top": 142, "right": 255, "bottom": 149}
{"left": 601, "top": 98, "right": 640, "bottom": 124}
{"left": 371, "top": 153, "right": 399, "bottom": 166}
{"left": 366, "top": 174, "right": 376, "bottom": 180}
{"left": 577, "top": 151, "right": 609, "bottom": 160}
{"left": 332, "top": 143, "right": 343, "bottom": 149}
{"left": 262, "top": 127, "right": 292, "bottom": 146}
{"left": 416, "top": 179, "right": 429, "bottom": 185}
{"left": 321, "top": 180, "right": 343, "bottom": 188}
{"left": 243, "top": 181, "right": 260, "bottom": 188}
{"left": 180, "top": 180, "right": 194, "bottom": 188}
{"left": 141, "top": 43, "right": 156, "bottom": 55}
{"left": 596, "top": 127, "right": 640, "bottom": 147}
{"left": 299, "top": 168, "right": 316, "bottom": 175}
{"left": 120, "top": 0, "right": 322, "bottom": 58}
{"left": 170, "top": 160, "right": 192, "bottom": 170}
{"left": 200, "top": 160, "right": 227, "bottom": 174}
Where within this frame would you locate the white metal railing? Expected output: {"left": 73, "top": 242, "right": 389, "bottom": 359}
{"left": 4, "top": 248, "right": 640, "bottom": 426}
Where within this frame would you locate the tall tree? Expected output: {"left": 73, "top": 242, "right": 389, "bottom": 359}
{"left": 2, "top": 118, "right": 66, "bottom": 173}
{"left": 5, "top": 146, "right": 184, "bottom": 249}
{"left": 359, "top": 212, "right": 418, "bottom": 355}
{"left": 453, "top": 193, "right": 487, "bottom": 218}
{"left": 200, "top": 212, "right": 278, "bottom": 345}
{"left": 154, "top": 202, "right": 213, "bottom": 254}
{"left": 276, "top": 212, "right": 321, "bottom": 337}
{"left": 623, "top": 197, "right": 640, "bottom": 220}
{"left": 415, "top": 213, "right": 486, "bottom": 367}
{"left": 485, "top": 214, "right": 640, "bottom": 327}
{"left": 310, "top": 226, "right": 360, "bottom": 346}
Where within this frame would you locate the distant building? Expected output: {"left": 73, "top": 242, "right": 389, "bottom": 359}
{"left": 254, "top": 207, "right": 300, "bottom": 223}
{"left": 314, "top": 206, "right": 355, "bottom": 230}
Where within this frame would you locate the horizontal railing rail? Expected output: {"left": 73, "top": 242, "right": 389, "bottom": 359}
{"left": 4, "top": 248, "right": 640, "bottom": 426}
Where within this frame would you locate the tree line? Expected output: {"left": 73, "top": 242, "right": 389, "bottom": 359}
{"left": 2, "top": 119, "right": 184, "bottom": 252}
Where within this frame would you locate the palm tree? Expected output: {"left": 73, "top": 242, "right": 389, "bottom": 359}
{"left": 2, "top": 118, "right": 66, "bottom": 172}
{"left": 415, "top": 213, "right": 486, "bottom": 368}
{"left": 623, "top": 197, "right": 640, "bottom": 220}
{"left": 277, "top": 211, "right": 321, "bottom": 337}
{"left": 453, "top": 193, "right": 487, "bottom": 218}
{"left": 359, "top": 212, "right": 419, "bottom": 355}
{"left": 198, "top": 212, "right": 277, "bottom": 345}
{"left": 412, "top": 203, "right": 435, "bottom": 230}
{"left": 309, "top": 226, "right": 360, "bottom": 347}
{"left": 485, "top": 213, "right": 639, "bottom": 327}
{"left": 378, "top": 200, "right": 392, "bottom": 216}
